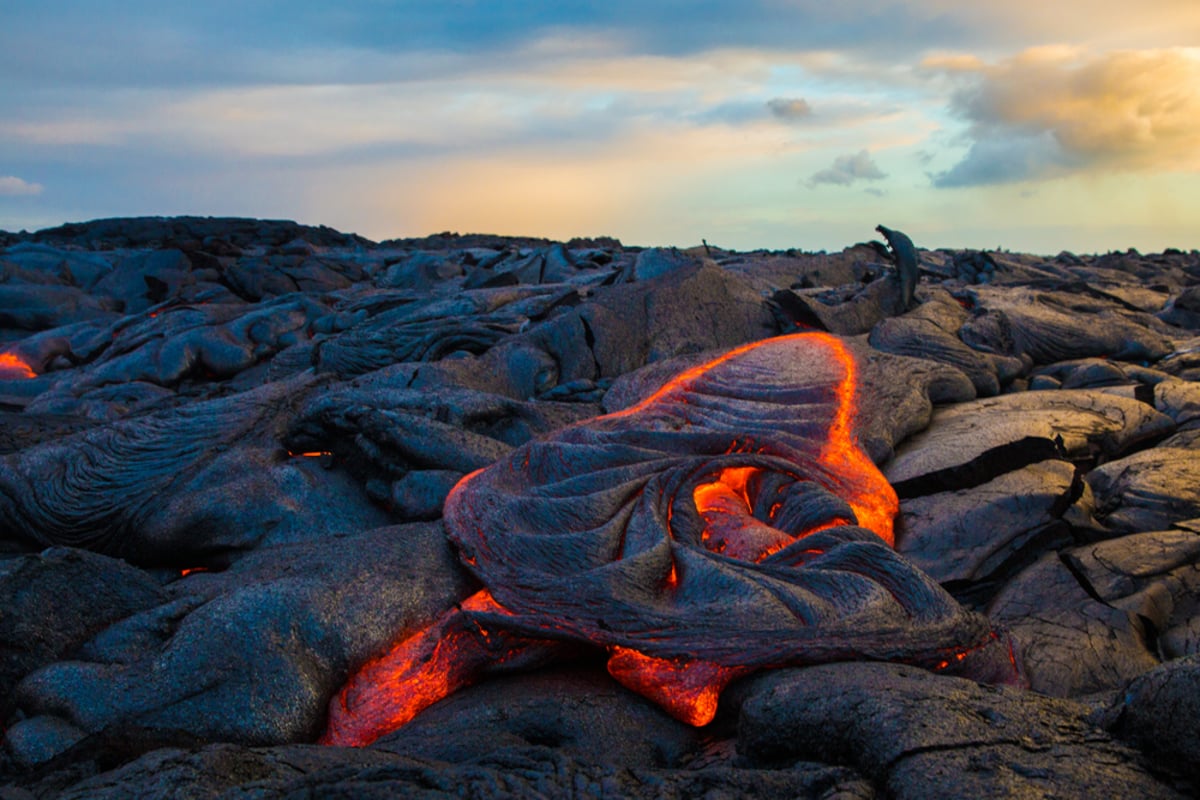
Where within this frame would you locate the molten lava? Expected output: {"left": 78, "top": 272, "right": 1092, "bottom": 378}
{"left": 321, "top": 333, "right": 954, "bottom": 747}
{"left": 322, "top": 589, "right": 563, "bottom": 746}
{"left": 606, "top": 647, "right": 749, "bottom": 726}
{"left": 0, "top": 353, "right": 36, "bottom": 380}
{"left": 819, "top": 334, "right": 896, "bottom": 542}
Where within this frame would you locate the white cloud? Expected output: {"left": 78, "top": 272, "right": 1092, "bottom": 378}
{"left": 927, "top": 46, "right": 1200, "bottom": 186}
{"left": 807, "top": 150, "right": 887, "bottom": 186}
{"left": 0, "top": 176, "right": 43, "bottom": 196}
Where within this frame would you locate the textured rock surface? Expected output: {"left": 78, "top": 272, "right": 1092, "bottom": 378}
{"left": 7, "top": 523, "right": 474, "bottom": 763}
{"left": 1107, "top": 654, "right": 1200, "bottom": 781}
{"left": 737, "top": 663, "right": 1188, "bottom": 798}
{"left": 884, "top": 389, "right": 1174, "bottom": 496}
{"left": 896, "top": 459, "right": 1081, "bottom": 588}
{"left": 1, "top": 218, "right": 1198, "bottom": 797}
{"left": 1088, "top": 447, "right": 1200, "bottom": 534}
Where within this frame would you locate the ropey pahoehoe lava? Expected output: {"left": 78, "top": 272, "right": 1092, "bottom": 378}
{"left": 322, "top": 332, "right": 1019, "bottom": 746}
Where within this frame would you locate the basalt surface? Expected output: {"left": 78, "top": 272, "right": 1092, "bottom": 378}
{"left": 1, "top": 217, "right": 1198, "bottom": 798}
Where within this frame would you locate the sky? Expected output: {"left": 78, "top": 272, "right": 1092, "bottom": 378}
{"left": 2, "top": 1, "right": 1198, "bottom": 254}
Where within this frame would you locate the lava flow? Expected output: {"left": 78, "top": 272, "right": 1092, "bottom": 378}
{"left": 323, "top": 333, "right": 945, "bottom": 746}
{"left": 0, "top": 353, "right": 36, "bottom": 380}
{"left": 321, "top": 589, "right": 560, "bottom": 747}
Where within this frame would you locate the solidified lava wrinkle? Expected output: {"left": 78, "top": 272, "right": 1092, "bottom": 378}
{"left": 323, "top": 333, "right": 919, "bottom": 746}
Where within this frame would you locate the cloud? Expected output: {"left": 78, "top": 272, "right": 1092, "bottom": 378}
{"left": 0, "top": 176, "right": 43, "bottom": 196}
{"left": 931, "top": 132, "right": 1076, "bottom": 188}
{"left": 928, "top": 46, "right": 1200, "bottom": 187}
{"left": 807, "top": 150, "right": 887, "bottom": 186}
{"left": 767, "top": 97, "right": 813, "bottom": 120}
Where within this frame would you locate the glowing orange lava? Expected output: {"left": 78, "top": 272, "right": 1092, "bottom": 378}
{"left": 0, "top": 353, "right": 36, "bottom": 380}
{"left": 606, "top": 647, "right": 749, "bottom": 726}
{"left": 818, "top": 335, "right": 897, "bottom": 544}
{"left": 322, "top": 590, "right": 526, "bottom": 747}
{"left": 324, "top": 333, "right": 904, "bottom": 745}
{"left": 689, "top": 335, "right": 896, "bottom": 552}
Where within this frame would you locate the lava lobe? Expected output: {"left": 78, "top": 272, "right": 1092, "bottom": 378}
{"left": 323, "top": 333, "right": 1011, "bottom": 746}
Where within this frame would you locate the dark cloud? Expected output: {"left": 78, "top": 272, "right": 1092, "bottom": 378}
{"left": 807, "top": 150, "right": 887, "bottom": 187}
{"left": 0, "top": 1, "right": 970, "bottom": 90}
{"left": 931, "top": 132, "right": 1074, "bottom": 188}
{"left": 767, "top": 97, "right": 813, "bottom": 120}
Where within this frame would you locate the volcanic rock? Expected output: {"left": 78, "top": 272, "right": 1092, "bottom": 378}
{"left": 988, "top": 543, "right": 1166, "bottom": 697}
{"left": 737, "top": 662, "right": 1186, "bottom": 799}
{"left": 1107, "top": 654, "right": 1200, "bottom": 782}
{"left": 629, "top": 246, "right": 702, "bottom": 282}
{"left": 1088, "top": 447, "right": 1200, "bottom": 534}
{"left": 958, "top": 285, "right": 1174, "bottom": 365}
{"left": 1, "top": 218, "right": 1198, "bottom": 797}
{"left": 867, "top": 290, "right": 1020, "bottom": 396}
{"left": 0, "top": 375, "right": 392, "bottom": 563}
{"left": 0, "top": 548, "right": 164, "bottom": 704}
{"left": 25, "top": 742, "right": 875, "bottom": 800}
{"left": 7, "top": 523, "right": 473, "bottom": 767}
{"left": 884, "top": 389, "right": 1174, "bottom": 497}
{"left": 371, "top": 665, "right": 705, "bottom": 767}
{"left": 896, "top": 459, "right": 1081, "bottom": 591}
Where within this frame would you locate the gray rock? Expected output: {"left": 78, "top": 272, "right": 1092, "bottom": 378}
{"left": 2, "top": 715, "right": 88, "bottom": 771}
{"left": 897, "top": 459, "right": 1080, "bottom": 587}
{"left": 372, "top": 666, "right": 704, "bottom": 767}
{"left": 737, "top": 662, "right": 1184, "bottom": 799}
{"left": 378, "top": 252, "right": 463, "bottom": 291}
{"left": 0, "top": 375, "right": 393, "bottom": 563}
{"left": 1108, "top": 654, "right": 1200, "bottom": 781}
{"left": 0, "top": 242, "right": 114, "bottom": 289}
{"left": 959, "top": 286, "right": 1174, "bottom": 365}
{"left": 630, "top": 247, "right": 702, "bottom": 282}
{"left": 0, "top": 548, "right": 164, "bottom": 702}
{"left": 773, "top": 276, "right": 908, "bottom": 336}
{"left": 24, "top": 742, "right": 874, "bottom": 800}
{"left": 874, "top": 224, "right": 918, "bottom": 310}
{"left": 1067, "top": 529, "right": 1200, "bottom": 660}
{"left": 387, "top": 470, "right": 464, "bottom": 521}
{"left": 989, "top": 552, "right": 1160, "bottom": 696}
{"left": 6, "top": 523, "right": 473, "bottom": 765}
{"left": 91, "top": 250, "right": 194, "bottom": 313}
{"left": 1154, "top": 378, "right": 1200, "bottom": 428}
{"left": 885, "top": 389, "right": 1174, "bottom": 496}
{"left": 0, "top": 285, "right": 119, "bottom": 331}
{"left": 868, "top": 291, "right": 1015, "bottom": 396}
{"left": 1158, "top": 337, "right": 1200, "bottom": 381}
{"left": 1089, "top": 447, "right": 1200, "bottom": 534}
{"left": 851, "top": 340, "right": 978, "bottom": 463}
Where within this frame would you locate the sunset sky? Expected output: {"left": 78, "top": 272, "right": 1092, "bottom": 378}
{"left": 2, "top": 1, "right": 1198, "bottom": 253}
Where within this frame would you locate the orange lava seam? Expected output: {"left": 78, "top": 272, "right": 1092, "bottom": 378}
{"left": 0, "top": 353, "right": 37, "bottom": 379}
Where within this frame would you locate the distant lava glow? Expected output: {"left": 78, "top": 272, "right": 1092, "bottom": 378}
{"left": 323, "top": 332, "right": 904, "bottom": 745}
{"left": 0, "top": 353, "right": 36, "bottom": 379}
